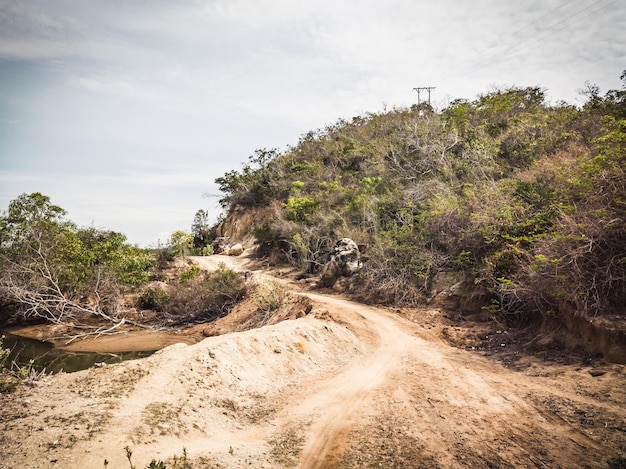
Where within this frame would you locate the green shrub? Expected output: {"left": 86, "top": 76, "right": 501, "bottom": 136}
{"left": 290, "top": 180, "right": 305, "bottom": 192}
{"left": 290, "top": 162, "right": 319, "bottom": 174}
{"left": 179, "top": 265, "right": 202, "bottom": 284}
{"left": 283, "top": 197, "right": 318, "bottom": 222}
{"left": 137, "top": 286, "right": 170, "bottom": 311}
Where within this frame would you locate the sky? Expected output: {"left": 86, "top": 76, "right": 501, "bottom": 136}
{"left": 0, "top": 0, "right": 624, "bottom": 247}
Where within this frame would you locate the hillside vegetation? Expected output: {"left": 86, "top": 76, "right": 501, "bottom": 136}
{"left": 215, "top": 79, "right": 625, "bottom": 331}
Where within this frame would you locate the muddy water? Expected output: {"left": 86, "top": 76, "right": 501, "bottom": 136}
{"left": 2, "top": 332, "right": 155, "bottom": 373}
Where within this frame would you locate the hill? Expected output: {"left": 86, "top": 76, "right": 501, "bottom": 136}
{"left": 0, "top": 80, "right": 624, "bottom": 468}
{"left": 211, "top": 81, "right": 626, "bottom": 362}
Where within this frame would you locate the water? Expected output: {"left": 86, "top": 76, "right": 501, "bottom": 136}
{"left": 1, "top": 333, "right": 155, "bottom": 374}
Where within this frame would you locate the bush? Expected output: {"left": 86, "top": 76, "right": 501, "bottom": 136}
{"left": 166, "top": 264, "right": 247, "bottom": 322}
{"left": 255, "top": 281, "right": 290, "bottom": 314}
{"left": 179, "top": 265, "right": 202, "bottom": 284}
{"left": 137, "top": 285, "right": 171, "bottom": 311}
{"left": 155, "top": 246, "right": 177, "bottom": 270}
{"left": 201, "top": 264, "right": 247, "bottom": 313}
{"left": 284, "top": 197, "right": 318, "bottom": 222}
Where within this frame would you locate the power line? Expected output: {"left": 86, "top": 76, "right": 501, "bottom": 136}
{"left": 507, "top": 0, "right": 578, "bottom": 37}
{"left": 500, "top": 0, "right": 619, "bottom": 58}
{"left": 441, "top": 0, "right": 608, "bottom": 82}
{"left": 439, "top": 0, "right": 616, "bottom": 84}
{"left": 443, "top": 0, "right": 578, "bottom": 79}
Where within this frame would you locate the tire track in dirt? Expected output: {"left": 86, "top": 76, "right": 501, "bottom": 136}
{"left": 274, "top": 290, "right": 611, "bottom": 468}
{"left": 285, "top": 293, "right": 433, "bottom": 467}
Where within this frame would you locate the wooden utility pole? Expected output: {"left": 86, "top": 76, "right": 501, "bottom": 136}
{"left": 413, "top": 86, "right": 436, "bottom": 105}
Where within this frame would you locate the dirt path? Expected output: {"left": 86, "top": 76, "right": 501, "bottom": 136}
{"left": 272, "top": 293, "right": 626, "bottom": 468}
{"left": 1, "top": 255, "right": 625, "bottom": 468}
{"left": 285, "top": 294, "right": 416, "bottom": 468}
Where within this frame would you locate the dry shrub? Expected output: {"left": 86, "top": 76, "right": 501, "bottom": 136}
{"left": 165, "top": 264, "right": 247, "bottom": 322}
{"left": 352, "top": 244, "right": 425, "bottom": 305}
{"left": 255, "top": 281, "right": 290, "bottom": 315}
{"left": 507, "top": 212, "right": 626, "bottom": 321}
{"left": 136, "top": 284, "right": 170, "bottom": 311}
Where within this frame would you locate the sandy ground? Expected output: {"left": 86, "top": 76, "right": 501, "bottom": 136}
{"left": 1, "top": 255, "right": 625, "bottom": 468}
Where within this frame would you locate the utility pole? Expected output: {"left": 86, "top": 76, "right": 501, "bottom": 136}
{"left": 413, "top": 86, "right": 436, "bottom": 105}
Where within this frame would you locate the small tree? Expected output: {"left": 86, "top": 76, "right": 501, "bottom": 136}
{"left": 169, "top": 230, "right": 193, "bottom": 258}
{"left": 191, "top": 209, "right": 212, "bottom": 252}
{"left": 0, "top": 193, "right": 153, "bottom": 335}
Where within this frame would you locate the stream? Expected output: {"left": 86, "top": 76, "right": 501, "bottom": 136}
{"left": 1, "top": 332, "right": 155, "bottom": 373}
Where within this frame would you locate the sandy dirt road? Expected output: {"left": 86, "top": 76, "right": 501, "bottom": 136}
{"left": 1, "top": 255, "right": 625, "bottom": 468}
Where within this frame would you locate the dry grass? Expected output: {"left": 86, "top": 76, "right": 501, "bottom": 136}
{"left": 268, "top": 426, "right": 306, "bottom": 467}
{"left": 338, "top": 415, "right": 441, "bottom": 469}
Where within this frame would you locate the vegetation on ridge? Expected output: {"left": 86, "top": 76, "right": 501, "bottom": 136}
{"left": 215, "top": 76, "right": 625, "bottom": 324}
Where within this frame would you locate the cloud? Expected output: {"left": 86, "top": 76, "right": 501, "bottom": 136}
{"left": 1, "top": 0, "right": 624, "bottom": 246}
{"left": 71, "top": 74, "right": 184, "bottom": 111}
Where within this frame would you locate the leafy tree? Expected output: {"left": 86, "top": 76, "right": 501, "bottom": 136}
{"left": 169, "top": 230, "right": 193, "bottom": 258}
{"left": 0, "top": 193, "right": 83, "bottom": 319}
{"left": 214, "top": 148, "right": 283, "bottom": 209}
{"left": 191, "top": 209, "right": 212, "bottom": 251}
{"left": 76, "top": 227, "right": 153, "bottom": 287}
{"left": 0, "top": 192, "right": 67, "bottom": 241}
{"left": 0, "top": 193, "right": 153, "bottom": 332}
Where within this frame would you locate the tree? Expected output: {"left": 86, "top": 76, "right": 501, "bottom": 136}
{"left": 191, "top": 209, "right": 211, "bottom": 250}
{"left": 169, "top": 230, "right": 193, "bottom": 258}
{"left": 75, "top": 226, "right": 153, "bottom": 287}
{"left": 0, "top": 192, "right": 68, "bottom": 248}
{"left": 0, "top": 193, "right": 153, "bottom": 338}
{"left": 0, "top": 193, "right": 79, "bottom": 314}
{"left": 214, "top": 148, "right": 282, "bottom": 209}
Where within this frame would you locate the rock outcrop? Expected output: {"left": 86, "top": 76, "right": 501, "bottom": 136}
{"left": 318, "top": 238, "right": 361, "bottom": 288}
{"left": 211, "top": 237, "right": 244, "bottom": 256}
{"left": 212, "top": 237, "right": 232, "bottom": 255}
{"left": 228, "top": 243, "right": 244, "bottom": 256}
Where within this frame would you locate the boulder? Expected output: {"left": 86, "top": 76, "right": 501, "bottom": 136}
{"left": 212, "top": 237, "right": 231, "bottom": 254}
{"left": 318, "top": 238, "right": 361, "bottom": 288}
{"left": 228, "top": 243, "right": 244, "bottom": 256}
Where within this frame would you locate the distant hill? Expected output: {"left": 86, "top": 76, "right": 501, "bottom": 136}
{"left": 212, "top": 81, "right": 625, "bottom": 359}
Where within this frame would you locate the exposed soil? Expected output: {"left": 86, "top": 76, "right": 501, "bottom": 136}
{"left": 1, "top": 254, "right": 625, "bottom": 468}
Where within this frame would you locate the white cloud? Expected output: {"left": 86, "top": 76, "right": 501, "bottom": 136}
{"left": 1, "top": 0, "right": 624, "bottom": 246}
{"left": 74, "top": 75, "right": 170, "bottom": 105}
